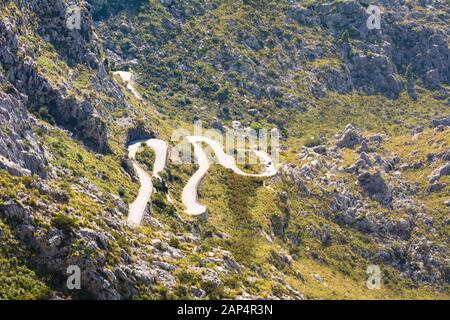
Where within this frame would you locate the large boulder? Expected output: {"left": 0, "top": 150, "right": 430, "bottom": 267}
{"left": 357, "top": 171, "right": 392, "bottom": 206}
{"left": 336, "top": 124, "right": 363, "bottom": 149}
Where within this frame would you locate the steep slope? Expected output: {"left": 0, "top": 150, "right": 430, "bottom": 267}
{"left": 0, "top": 0, "right": 448, "bottom": 300}
{"left": 99, "top": 0, "right": 448, "bottom": 133}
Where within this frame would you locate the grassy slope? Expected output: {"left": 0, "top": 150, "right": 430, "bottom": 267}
{"left": 198, "top": 162, "right": 449, "bottom": 299}
{"left": 1, "top": 0, "right": 449, "bottom": 299}
{"left": 101, "top": 3, "right": 448, "bottom": 299}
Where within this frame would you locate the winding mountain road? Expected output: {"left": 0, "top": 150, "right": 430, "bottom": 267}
{"left": 115, "top": 70, "right": 278, "bottom": 225}
{"left": 127, "top": 135, "right": 278, "bottom": 224}
{"left": 182, "top": 136, "right": 277, "bottom": 216}
{"left": 127, "top": 139, "right": 168, "bottom": 225}
{"left": 113, "top": 71, "right": 142, "bottom": 100}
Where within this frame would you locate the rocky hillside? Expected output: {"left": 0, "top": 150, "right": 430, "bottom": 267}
{"left": 0, "top": 0, "right": 449, "bottom": 299}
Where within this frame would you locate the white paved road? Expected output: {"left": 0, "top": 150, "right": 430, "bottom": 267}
{"left": 182, "top": 136, "right": 277, "bottom": 216}
{"left": 115, "top": 70, "right": 278, "bottom": 223}
{"left": 127, "top": 139, "right": 168, "bottom": 226}
{"left": 113, "top": 71, "right": 142, "bottom": 100}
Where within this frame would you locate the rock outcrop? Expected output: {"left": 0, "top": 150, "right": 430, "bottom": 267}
{"left": 336, "top": 124, "right": 363, "bottom": 149}
{"left": 357, "top": 171, "right": 392, "bottom": 206}
{"left": 429, "top": 162, "right": 450, "bottom": 183}
{"left": 289, "top": 0, "right": 449, "bottom": 98}
{"left": 0, "top": 1, "right": 133, "bottom": 154}
{"left": 0, "top": 75, "right": 47, "bottom": 178}
{"left": 280, "top": 125, "right": 448, "bottom": 286}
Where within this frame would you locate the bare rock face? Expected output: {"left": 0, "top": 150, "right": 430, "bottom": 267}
{"left": 126, "top": 125, "right": 155, "bottom": 145}
{"left": 289, "top": 0, "right": 449, "bottom": 98}
{"left": 0, "top": 75, "right": 48, "bottom": 178}
{"left": 428, "top": 183, "right": 445, "bottom": 193}
{"left": 31, "top": 0, "right": 101, "bottom": 68}
{"left": 346, "top": 53, "right": 403, "bottom": 99}
{"left": 0, "top": 2, "right": 115, "bottom": 154}
{"left": 0, "top": 156, "right": 31, "bottom": 177}
{"left": 121, "top": 158, "right": 138, "bottom": 182}
{"left": 357, "top": 171, "right": 392, "bottom": 206}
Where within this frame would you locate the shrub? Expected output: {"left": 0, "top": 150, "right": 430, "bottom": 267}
{"left": 51, "top": 214, "right": 78, "bottom": 233}
{"left": 136, "top": 147, "right": 155, "bottom": 170}
{"left": 304, "top": 137, "right": 322, "bottom": 148}
{"left": 177, "top": 270, "right": 199, "bottom": 285}
{"left": 169, "top": 237, "right": 180, "bottom": 248}
{"left": 216, "top": 87, "right": 230, "bottom": 103}
{"left": 250, "top": 122, "right": 263, "bottom": 131}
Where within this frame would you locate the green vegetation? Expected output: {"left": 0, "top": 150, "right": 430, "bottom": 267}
{"left": 51, "top": 213, "right": 79, "bottom": 234}
{"left": 136, "top": 145, "right": 156, "bottom": 171}
{"left": 1, "top": 0, "right": 449, "bottom": 300}
{"left": 0, "top": 219, "right": 53, "bottom": 299}
{"left": 303, "top": 136, "right": 322, "bottom": 148}
{"left": 39, "top": 127, "right": 138, "bottom": 206}
{"left": 0, "top": 258, "right": 52, "bottom": 300}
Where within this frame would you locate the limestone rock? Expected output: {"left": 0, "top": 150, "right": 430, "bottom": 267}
{"left": 429, "top": 162, "right": 450, "bottom": 183}
{"left": 357, "top": 171, "right": 392, "bottom": 206}
{"left": 336, "top": 124, "right": 363, "bottom": 149}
